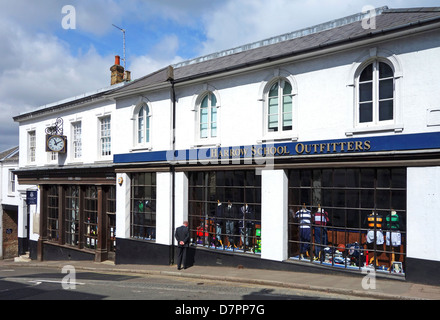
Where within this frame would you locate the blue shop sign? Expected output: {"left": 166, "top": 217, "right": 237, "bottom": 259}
{"left": 114, "top": 131, "right": 440, "bottom": 164}
{"left": 26, "top": 190, "right": 38, "bottom": 205}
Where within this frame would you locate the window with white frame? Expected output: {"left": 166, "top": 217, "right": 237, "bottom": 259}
{"left": 199, "top": 92, "right": 218, "bottom": 139}
{"left": 136, "top": 103, "right": 150, "bottom": 145}
{"left": 100, "top": 116, "right": 111, "bottom": 157}
{"left": 28, "top": 131, "right": 36, "bottom": 163}
{"left": 8, "top": 169, "right": 15, "bottom": 193}
{"left": 72, "top": 121, "right": 82, "bottom": 159}
{"left": 357, "top": 60, "right": 394, "bottom": 125}
{"left": 267, "top": 79, "right": 293, "bottom": 132}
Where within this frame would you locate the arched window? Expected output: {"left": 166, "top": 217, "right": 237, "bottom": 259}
{"left": 358, "top": 60, "right": 394, "bottom": 125}
{"left": 267, "top": 79, "right": 293, "bottom": 132}
{"left": 136, "top": 103, "right": 150, "bottom": 145}
{"left": 199, "top": 92, "right": 218, "bottom": 139}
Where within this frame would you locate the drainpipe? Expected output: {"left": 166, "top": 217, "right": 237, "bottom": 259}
{"left": 168, "top": 67, "right": 176, "bottom": 265}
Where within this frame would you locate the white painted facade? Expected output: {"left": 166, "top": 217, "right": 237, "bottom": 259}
{"left": 0, "top": 148, "right": 35, "bottom": 258}
{"left": 12, "top": 8, "right": 440, "bottom": 282}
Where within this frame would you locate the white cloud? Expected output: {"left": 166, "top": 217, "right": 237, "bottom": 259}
{"left": 1, "top": 0, "right": 439, "bottom": 151}
{"left": 0, "top": 17, "right": 113, "bottom": 150}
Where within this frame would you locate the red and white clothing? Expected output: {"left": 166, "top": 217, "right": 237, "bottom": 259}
{"left": 314, "top": 209, "right": 329, "bottom": 226}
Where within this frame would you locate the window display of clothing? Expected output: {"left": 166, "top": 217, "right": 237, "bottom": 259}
{"left": 385, "top": 210, "right": 403, "bottom": 247}
{"left": 295, "top": 206, "right": 312, "bottom": 255}
{"left": 215, "top": 200, "right": 223, "bottom": 245}
{"left": 239, "top": 204, "right": 254, "bottom": 248}
{"left": 224, "top": 201, "right": 237, "bottom": 247}
{"left": 365, "top": 212, "right": 384, "bottom": 245}
{"left": 313, "top": 206, "right": 329, "bottom": 259}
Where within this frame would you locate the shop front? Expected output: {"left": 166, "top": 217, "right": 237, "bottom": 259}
{"left": 287, "top": 167, "right": 406, "bottom": 276}
{"left": 114, "top": 131, "right": 440, "bottom": 281}
{"left": 15, "top": 166, "right": 117, "bottom": 262}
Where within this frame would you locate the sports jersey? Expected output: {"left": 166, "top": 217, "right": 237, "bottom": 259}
{"left": 314, "top": 209, "right": 329, "bottom": 226}
{"left": 367, "top": 212, "right": 383, "bottom": 229}
{"left": 295, "top": 209, "right": 312, "bottom": 228}
{"left": 385, "top": 213, "right": 400, "bottom": 230}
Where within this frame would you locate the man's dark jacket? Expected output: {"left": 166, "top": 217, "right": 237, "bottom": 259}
{"left": 175, "top": 225, "right": 189, "bottom": 247}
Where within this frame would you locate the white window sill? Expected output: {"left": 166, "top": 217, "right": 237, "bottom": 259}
{"left": 130, "top": 146, "right": 152, "bottom": 152}
{"left": 259, "top": 132, "right": 298, "bottom": 143}
{"left": 191, "top": 141, "right": 221, "bottom": 149}
{"left": 345, "top": 124, "right": 403, "bottom": 136}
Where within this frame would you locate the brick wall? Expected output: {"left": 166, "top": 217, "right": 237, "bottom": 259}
{"left": 2, "top": 208, "right": 18, "bottom": 259}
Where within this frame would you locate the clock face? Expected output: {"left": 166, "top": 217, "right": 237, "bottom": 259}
{"left": 47, "top": 135, "right": 66, "bottom": 152}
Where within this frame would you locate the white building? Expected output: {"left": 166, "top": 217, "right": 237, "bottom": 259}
{"left": 13, "top": 7, "right": 440, "bottom": 285}
{"left": 0, "top": 147, "right": 35, "bottom": 259}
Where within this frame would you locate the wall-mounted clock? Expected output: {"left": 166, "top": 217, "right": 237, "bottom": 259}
{"left": 46, "top": 134, "right": 67, "bottom": 153}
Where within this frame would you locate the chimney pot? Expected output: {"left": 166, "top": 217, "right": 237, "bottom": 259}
{"left": 110, "top": 55, "right": 124, "bottom": 85}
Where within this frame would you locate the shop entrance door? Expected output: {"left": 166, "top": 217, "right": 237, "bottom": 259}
{"left": 106, "top": 186, "right": 117, "bottom": 261}
{"left": 2, "top": 206, "right": 18, "bottom": 259}
{"left": 107, "top": 212, "right": 116, "bottom": 261}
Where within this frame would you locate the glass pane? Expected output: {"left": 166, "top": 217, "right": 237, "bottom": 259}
{"left": 377, "top": 169, "right": 390, "bottom": 188}
{"left": 379, "top": 79, "right": 393, "bottom": 100}
{"left": 269, "top": 98, "right": 278, "bottom": 114}
{"left": 359, "top": 102, "right": 373, "bottom": 123}
{"left": 379, "top": 62, "right": 393, "bottom": 79}
{"left": 391, "top": 190, "right": 406, "bottom": 211}
{"left": 200, "top": 124, "right": 208, "bottom": 138}
{"left": 379, "top": 100, "right": 393, "bottom": 121}
{"left": 346, "top": 169, "right": 359, "bottom": 188}
{"left": 268, "top": 115, "right": 278, "bottom": 131}
{"left": 360, "top": 169, "right": 375, "bottom": 188}
{"left": 376, "top": 189, "right": 390, "bottom": 209}
{"left": 210, "top": 93, "right": 217, "bottom": 107}
{"left": 269, "top": 82, "right": 278, "bottom": 97}
{"left": 359, "top": 82, "right": 372, "bottom": 102}
{"left": 138, "top": 117, "right": 144, "bottom": 143}
{"left": 201, "top": 96, "right": 208, "bottom": 108}
{"left": 283, "top": 82, "right": 292, "bottom": 95}
{"left": 146, "top": 116, "right": 150, "bottom": 142}
{"left": 360, "top": 64, "right": 373, "bottom": 81}
{"left": 211, "top": 107, "right": 217, "bottom": 122}
{"left": 200, "top": 109, "right": 208, "bottom": 123}
{"left": 334, "top": 169, "right": 345, "bottom": 187}
{"left": 283, "top": 96, "right": 292, "bottom": 113}
{"left": 391, "top": 168, "right": 406, "bottom": 188}
{"left": 283, "top": 112, "right": 292, "bottom": 129}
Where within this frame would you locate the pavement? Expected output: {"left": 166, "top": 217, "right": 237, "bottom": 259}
{"left": 1, "top": 257, "right": 440, "bottom": 300}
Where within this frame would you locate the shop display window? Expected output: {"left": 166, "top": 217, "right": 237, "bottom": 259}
{"left": 65, "top": 186, "right": 80, "bottom": 246}
{"left": 130, "top": 172, "right": 157, "bottom": 241}
{"left": 47, "top": 185, "right": 59, "bottom": 241}
{"left": 43, "top": 184, "right": 115, "bottom": 252}
{"left": 188, "top": 170, "right": 261, "bottom": 254}
{"left": 84, "top": 186, "right": 98, "bottom": 249}
{"left": 288, "top": 168, "right": 406, "bottom": 276}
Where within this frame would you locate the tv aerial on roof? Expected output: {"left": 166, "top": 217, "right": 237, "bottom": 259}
{"left": 112, "top": 24, "right": 126, "bottom": 70}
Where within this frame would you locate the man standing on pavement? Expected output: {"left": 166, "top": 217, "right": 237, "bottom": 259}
{"left": 175, "top": 221, "right": 190, "bottom": 270}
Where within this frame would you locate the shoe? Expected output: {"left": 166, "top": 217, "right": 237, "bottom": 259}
{"left": 177, "top": 267, "right": 182, "bottom": 270}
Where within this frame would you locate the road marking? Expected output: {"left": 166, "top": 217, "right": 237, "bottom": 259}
{"left": 29, "top": 280, "right": 85, "bottom": 286}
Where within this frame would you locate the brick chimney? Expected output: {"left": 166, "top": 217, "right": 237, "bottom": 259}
{"left": 110, "top": 55, "right": 125, "bottom": 85}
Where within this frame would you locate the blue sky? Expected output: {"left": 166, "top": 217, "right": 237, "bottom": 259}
{"left": 1, "top": 0, "right": 439, "bottom": 151}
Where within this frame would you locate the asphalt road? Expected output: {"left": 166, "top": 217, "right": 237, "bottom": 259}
{"left": 0, "top": 265, "right": 371, "bottom": 301}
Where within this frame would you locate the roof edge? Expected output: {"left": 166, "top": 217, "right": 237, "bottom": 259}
{"left": 173, "top": 6, "right": 389, "bottom": 69}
